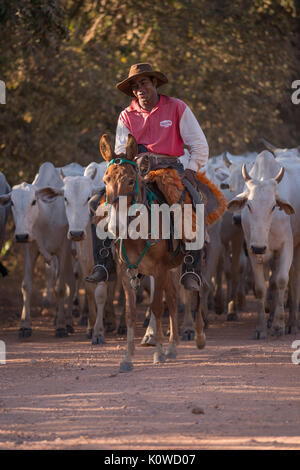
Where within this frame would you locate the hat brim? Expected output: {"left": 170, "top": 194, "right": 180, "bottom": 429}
{"left": 116, "top": 71, "right": 168, "bottom": 97}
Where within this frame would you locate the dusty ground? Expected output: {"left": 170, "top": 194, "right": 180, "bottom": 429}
{"left": 0, "top": 260, "right": 300, "bottom": 451}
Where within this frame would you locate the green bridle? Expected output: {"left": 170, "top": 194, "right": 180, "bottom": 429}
{"left": 105, "top": 157, "right": 157, "bottom": 288}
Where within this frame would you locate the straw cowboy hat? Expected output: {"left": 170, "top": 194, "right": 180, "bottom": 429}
{"left": 116, "top": 63, "right": 168, "bottom": 97}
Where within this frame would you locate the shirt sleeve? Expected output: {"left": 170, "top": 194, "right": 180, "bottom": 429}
{"left": 179, "top": 105, "right": 209, "bottom": 171}
{"left": 114, "top": 114, "right": 130, "bottom": 155}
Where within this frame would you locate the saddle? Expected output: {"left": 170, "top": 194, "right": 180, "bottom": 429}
{"left": 135, "top": 153, "right": 227, "bottom": 228}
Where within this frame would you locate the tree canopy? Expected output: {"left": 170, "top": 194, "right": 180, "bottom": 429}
{"left": 1, "top": 0, "right": 299, "bottom": 185}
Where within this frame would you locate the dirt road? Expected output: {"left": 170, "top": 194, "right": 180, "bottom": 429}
{"left": 1, "top": 291, "right": 300, "bottom": 451}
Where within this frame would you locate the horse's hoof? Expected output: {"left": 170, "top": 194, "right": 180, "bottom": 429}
{"left": 92, "top": 335, "right": 105, "bottom": 345}
{"left": 18, "top": 327, "right": 32, "bottom": 339}
{"left": 55, "top": 328, "right": 68, "bottom": 338}
{"left": 181, "top": 329, "right": 195, "bottom": 341}
{"left": 120, "top": 361, "right": 133, "bottom": 373}
{"left": 117, "top": 326, "right": 127, "bottom": 335}
{"left": 227, "top": 313, "right": 238, "bottom": 322}
{"left": 253, "top": 330, "right": 266, "bottom": 340}
{"left": 165, "top": 350, "right": 177, "bottom": 359}
{"left": 140, "top": 334, "right": 156, "bottom": 347}
{"left": 153, "top": 352, "right": 166, "bottom": 364}
{"left": 66, "top": 324, "right": 74, "bottom": 334}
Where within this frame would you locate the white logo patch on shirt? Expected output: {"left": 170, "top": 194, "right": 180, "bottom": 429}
{"left": 160, "top": 120, "right": 172, "bottom": 128}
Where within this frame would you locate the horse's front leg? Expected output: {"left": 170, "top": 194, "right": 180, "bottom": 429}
{"left": 152, "top": 276, "right": 166, "bottom": 364}
{"left": 164, "top": 270, "right": 180, "bottom": 359}
{"left": 120, "top": 267, "right": 136, "bottom": 372}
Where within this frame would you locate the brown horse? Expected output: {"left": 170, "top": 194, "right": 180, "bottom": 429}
{"left": 98, "top": 133, "right": 206, "bottom": 372}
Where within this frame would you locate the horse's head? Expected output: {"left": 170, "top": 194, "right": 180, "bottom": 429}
{"left": 101, "top": 133, "right": 139, "bottom": 204}
{"left": 100, "top": 133, "right": 141, "bottom": 238}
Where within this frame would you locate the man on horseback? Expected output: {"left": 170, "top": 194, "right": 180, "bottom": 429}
{"left": 86, "top": 63, "right": 210, "bottom": 290}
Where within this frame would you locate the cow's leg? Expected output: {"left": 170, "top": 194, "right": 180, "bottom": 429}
{"left": 119, "top": 268, "right": 136, "bottom": 372}
{"left": 151, "top": 275, "right": 166, "bottom": 364}
{"left": 19, "top": 243, "right": 39, "bottom": 338}
{"left": 92, "top": 282, "right": 107, "bottom": 345}
{"left": 63, "top": 246, "right": 76, "bottom": 334}
{"left": 55, "top": 246, "right": 69, "bottom": 337}
{"left": 104, "top": 279, "right": 117, "bottom": 333}
{"left": 194, "top": 288, "right": 206, "bottom": 349}
{"left": 181, "top": 290, "right": 196, "bottom": 341}
{"left": 227, "top": 232, "right": 243, "bottom": 321}
{"left": 287, "top": 245, "right": 300, "bottom": 334}
{"left": 250, "top": 256, "right": 267, "bottom": 340}
{"left": 214, "top": 249, "right": 225, "bottom": 315}
{"left": 164, "top": 271, "right": 179, "bottom": 359}
{"left": 83, "top": 282, "right": 97, "bottom": 339}
{"left": 271, "top": 245, "right": 292, "bottom": 337}
{"left": 141, "top": 310, "right": 156, "bottom": 346}
{"left": 237, "top": 249, "right": 247, "bottom": 310}
{"left": 42, "top": 256, "right": 57, "bottom": 311}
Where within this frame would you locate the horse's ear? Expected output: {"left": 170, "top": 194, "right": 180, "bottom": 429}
{"left": 99, "top": 134, "right": 114, "bottom": 162}
{"left": 126, "top": 134, "right": 138, "bottom": 161}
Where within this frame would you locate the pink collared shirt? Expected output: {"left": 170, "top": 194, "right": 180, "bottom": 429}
{"left": 115, "top": 95, "right": 209, "bottom": 171}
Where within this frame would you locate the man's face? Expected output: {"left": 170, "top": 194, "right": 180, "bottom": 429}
{"left": 130, "top": 75, "right": 158, "bottom": 110}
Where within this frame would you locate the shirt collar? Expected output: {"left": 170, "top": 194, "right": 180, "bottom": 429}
{"left": 127, "top": 94, "right": 166, "bottom": 113}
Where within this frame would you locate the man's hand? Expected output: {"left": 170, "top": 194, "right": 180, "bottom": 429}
{"left": 182, "top": 168, "right": 199, "bottom": 188}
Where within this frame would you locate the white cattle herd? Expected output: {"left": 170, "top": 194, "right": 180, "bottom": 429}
{"left": 0, "top": 138, "right": 300, "bottom": 350}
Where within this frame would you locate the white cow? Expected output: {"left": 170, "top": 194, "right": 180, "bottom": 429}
{"left": 0, "top": 162, "right": 76, "bottom": 338}
{"left": 36, "top": 161, "right": 112, "bottom": 344}
{"left": 261, "top": 138, "right": 300, "bottom": 160}
{"left": 228, "top": 150, "right": 300, "bottom": 338}
{"left": 215, "top": 152, "right": 256, "bottom": 319}
{"left": 0, "top": 172, "right": 11, "bottom": 277}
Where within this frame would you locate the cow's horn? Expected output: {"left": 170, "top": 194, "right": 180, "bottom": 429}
{"left": 274, "top": 166, "right": 285, "bottom": 184}
{"left": 242, "top": 163, "right": 251, "bottom": 182}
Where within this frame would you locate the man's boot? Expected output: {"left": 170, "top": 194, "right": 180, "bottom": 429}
{"left": 85, "top": 237, "right": 116, "bottom": 283}
{"left": 85, "top": 194, "right": 116, "bottom": 284}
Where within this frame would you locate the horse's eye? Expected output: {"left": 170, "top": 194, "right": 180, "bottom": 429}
{"left": 247, "top": 203, "right": 252, "bottom": 212}
{"left": 128, "top": 179, "right": 135, "bottom": 186}
{"left": 32, "top": 200, "right": 37, "bottom": 206}
{"left": 271, "top": 205, "right": 276, "bottom": 212}
{"left": 105, "top": 176, "right": 110, "bottom": 184}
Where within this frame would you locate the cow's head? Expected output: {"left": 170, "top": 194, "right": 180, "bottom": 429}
{"left": 36, "top": 169, "right": 104, "bottom": 241}
{"left": 0, "top": 183, "right": 44, "bottom": 242}
{"left": 227, "top": 164, "right": 294, "bottom": 255}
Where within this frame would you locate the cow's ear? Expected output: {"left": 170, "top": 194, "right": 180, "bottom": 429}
{"left": 276, "top": 196, "right": 295, "bottom": 215}
{"left": 100, "top": 134, "right": 114, "bottom": 162}
{"left": 126, "top": 134, "right": 138, "bottom": 161}
{"left": 35, "top": 187, "right": 64, "bottom": 203}
{"left": 0, "top": 193, "right": 11, "bottom": 206}
{"left": 227, "top": 192, "right": 248, "bottom": 212}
